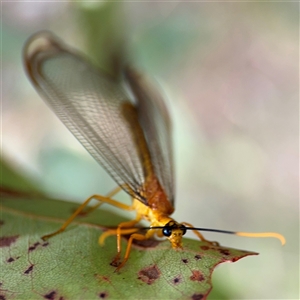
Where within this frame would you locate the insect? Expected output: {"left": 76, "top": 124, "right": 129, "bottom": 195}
{"left": 23, "top": 31, "right": 285, "bottom": 271}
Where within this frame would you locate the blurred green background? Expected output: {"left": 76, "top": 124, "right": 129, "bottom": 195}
{"left": 2, "top": 2, "right": 298, "bottom": 299}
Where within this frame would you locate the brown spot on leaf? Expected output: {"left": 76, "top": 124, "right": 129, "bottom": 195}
{"left": 99, "top": 292, "right": 108, "bottom": 298}
{"left": 28, "top": 246, "right": 35, "bottom": 251}
{"left": 0, "top": 235, "right": 19, "bottom": 247}
{"left": 7, "top": 256, "right": 20, "bottom": 262}
{"left": 110, "top": 260, "right": 120, "bottom": 268}
{"left": 0, "top": 220, "right": 4, "bottom": 226}
{"left": 191, "top": 293, "right": 204, "bottom": 300}
{"left": 194, "top": 254, "right": 201, "bottom": 260}
{"left": 190, "top": 270, "right": 205, "bottom": 282}
{"left": 95, "top": 274, "right": 111, "bottom": 283}
{"left": 109, "top": 254, "right": 121, "bottom": 268}
{"left": 200, "top": 245, "right": 210, "bottom": 250}
{"left": 24, "top": 264, "right": 34, "bottom": 275}
{"left": 138, "top": 265, "right": 160, "bottom": 285}
{"left": 7, "top": 257, "right": 14, "bottom": 263}
{"left": 172, "top": 276, "right": 182, "bottom": 285}
{"left": 42, "top": 242, "right": 49, "bottom": 247}
{"left": 182, "top": 258, "right": 188, "bottom": 264}
{"left": 44, "top": 291, "right": 56, "bottom": 300}
{"left": 101, "top": 276, "right": 110, "bottom": 283}
{"left": 219, "top": 249, "right": 230, "bottom": 256}
{"left": 28, "top": 242, "right": 40, "bottom": 252}
{"left": 0, "top": 295, "right": 6, "bottom": 300}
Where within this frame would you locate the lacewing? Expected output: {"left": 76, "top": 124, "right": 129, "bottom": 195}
{"left": 23, "top": 31, "right": 285, "bottom": 270}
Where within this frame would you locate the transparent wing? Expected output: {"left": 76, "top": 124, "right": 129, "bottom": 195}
{"left": 125, "top": 68, "right": 174, "bottom": 204}
{"left": 23, "top": 31, "right": 174, "bottom": 205}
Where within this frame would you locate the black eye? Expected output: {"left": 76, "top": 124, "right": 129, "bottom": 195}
{"left": 180, "top": 225, "right": 186, "bottom": 236}
{"left": 162, "top": 226, "right": 172, "bottom": 237}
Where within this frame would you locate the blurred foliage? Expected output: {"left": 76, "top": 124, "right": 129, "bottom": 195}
{"left": 0, "top": 159, "right": 39, "bottom": 193}
{"left": 77, "top": 2, "right": 126, "bottom": 77}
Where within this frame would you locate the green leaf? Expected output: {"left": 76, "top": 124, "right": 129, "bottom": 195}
{"left": 1, "top": 156, "right": 257, "bottom": 299}
{"left": 1, "top": 192, "right": 257, "bottom": 300}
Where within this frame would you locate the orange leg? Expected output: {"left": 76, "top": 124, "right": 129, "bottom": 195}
{"left": 99, "top": 226, "right": 159, "bottom": 270}
{"left": 115, "top": 233, "right": 147, "bottom": 271}
{"left": 82, "top": 186, "right": 122, "bottom": 214}
{"left": 42, "top": 189, "right": 133, "bottom": 240}
{"left": 116, "top": 219, "right": 141, "bottom": 255}
{"left": 99, "top": 227, "right": 142, "bottom": 245}
{"left": 99, "top": 216, "right": 142, "bottom": 264}
{"left": 182, "top": 222, "right": 220, "bottom": 246}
